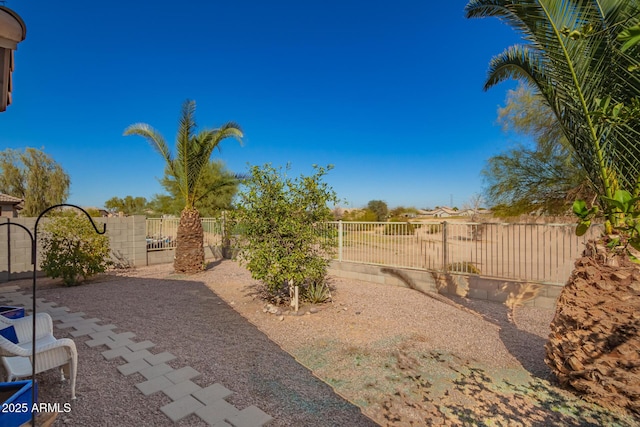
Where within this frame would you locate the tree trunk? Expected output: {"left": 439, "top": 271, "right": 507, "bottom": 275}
{"left": 174, "top": 207, "right": 205, "bottom": 274}
{"left": 545, "top": 238, "right": 640, "bottom": 416}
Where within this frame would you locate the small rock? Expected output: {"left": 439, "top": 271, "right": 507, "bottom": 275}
{"left": 356, "top": 311, "right": 361, "bottom": 315}
{"left": 230, "top": 301, "right": 235, "bottom": 306}
{"left": 309, "top": 307, "right": 318, "bottom": 314}
{"left": 278, "top": 316, "right": 284, "bottom": 321}
{"left": 275, "top": 310, "right": 282, "bottom": 316}
{"left": 343, "top": 307, "right": 348, "bottom": 311}
{"left": 262, "top": 308, "right": 268, "bottom": 313}
{"left": 305, "top": 311, "right": 311, "bottom": 316}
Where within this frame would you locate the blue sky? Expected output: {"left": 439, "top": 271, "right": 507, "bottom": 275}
{"left": 1, "top": 1, "right": 523, "bottom": 210}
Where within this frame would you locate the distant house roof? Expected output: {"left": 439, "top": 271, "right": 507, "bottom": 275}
{"left": 0, "top": 193, "right": 23, "bottom": 206}
{"left": 0, "top": 193, "right": 23, "bottom": 217}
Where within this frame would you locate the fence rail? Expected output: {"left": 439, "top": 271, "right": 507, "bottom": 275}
{"left": 146, "top": 218, "right": 599, "bottom": 286}
{"left": 321, "top": 221, "right": 600, "bottom": 285}
{"left": 146, "top": 218, "right": 224, "bottom": 251}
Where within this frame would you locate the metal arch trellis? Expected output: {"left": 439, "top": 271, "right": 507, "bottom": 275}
{"left": 0, "top": 204, "right": 105, "bottom": 426}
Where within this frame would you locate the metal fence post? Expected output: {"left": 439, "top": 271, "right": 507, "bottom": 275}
{"left": 338, "top": 220, "right": 343, "bottom": 262}
{"left": 442, "top": 221, "right": 448, "bottom": 271}
{"left": 7, "top": 218, "right": 10, "bottom": 281}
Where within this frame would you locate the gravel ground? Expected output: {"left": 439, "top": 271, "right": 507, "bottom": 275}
{"left": 4, "top": 260, "right": 639, "bottom": 426}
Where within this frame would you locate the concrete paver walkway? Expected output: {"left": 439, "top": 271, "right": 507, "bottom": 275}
{"left": 0, "top": 286, "right": 273, "bottom": 426}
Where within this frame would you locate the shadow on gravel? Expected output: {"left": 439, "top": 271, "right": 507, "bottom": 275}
{"left": 376, "top": 268, "right": 638, "bottom": 425}
{"left": 381, "top": 267, "right": 552, "bottom": 380}
{"left": 34, "top": 273, "right": 378, "bottom": 427}
{"left": 445, "top": 294, "right": 552, "bottom": 380}
{"left": 442, "top": 366, "right": 634, "bottom": 427}
{"left": 380, "top": 346, "right": 636, "bottom": 426}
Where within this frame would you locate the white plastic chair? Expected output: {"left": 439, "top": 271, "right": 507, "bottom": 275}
{"left": 0, "top": 313, "right": 77, "bottom": 399}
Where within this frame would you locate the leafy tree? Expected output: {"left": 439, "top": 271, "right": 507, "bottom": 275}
{"left": 150, "top": 160, "right": 240, "bottom": 217}
{"left": 467, "top": 0, "right": 640, "bottom": 413}
{"left": 104, "top": 195, "right": 149, "bottom": 216}
{"left": 483, "top": 84, "right": 591, "bottom": 216}
{"left": 0, "top": 147, "right": 70, "bottom": 216}
{"left": 366, "top": 200, "right": 388, "bottom": 221}
{"left": 235, "top": 164, "right": 338, "bottom": 305}
{"left": 40, "top": 214, "right": 111, "bottom": 286}
{"left": 124, "top": 100, "right": 242, "bottom": 273}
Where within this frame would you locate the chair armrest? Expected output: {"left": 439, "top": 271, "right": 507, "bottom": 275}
{"left": 9, "top": 314, "right": 54, "bottom": 343}
{"left": 0, "top": 335, "right": 33, "bottom": 357}
{"left": 33, "top": 337, "right": 76, "bottom": 355}
{"left": 1, "top": 334, "right": 77, "bottom": 360}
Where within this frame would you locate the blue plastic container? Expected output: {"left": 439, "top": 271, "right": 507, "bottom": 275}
{"left": 0, "top": 307, "right": 24, "bottom": 320}
{"left": 0, "top": 380, "right": 37, "bottom": 427}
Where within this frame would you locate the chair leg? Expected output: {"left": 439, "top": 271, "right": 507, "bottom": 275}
{"left": 61, "top": 364, "right": 69, "bottom": 381}
{"left": 69, "top": 357, "right": 77, "bottom": 400}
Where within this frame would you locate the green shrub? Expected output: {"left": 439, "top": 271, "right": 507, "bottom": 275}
{"left": 235, "top": 164, "right": 338, "bottom": 302}
{"left": 447, "top": 261, "right": 480, "bottom": 275}
{"left": 40, "top": 215, "right": 111, "bottom": 286}
{"left": 383, "top": 221, "right": 415, "bottom": 235}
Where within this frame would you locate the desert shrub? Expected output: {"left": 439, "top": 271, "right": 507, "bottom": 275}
{"left": 447, "top": 261, "right": 480, "bottom": 275}
{"left": 342, "top": 209, "right": 377, "bottom": 221}
{"left": 40, "top": 215, "right": 111, "bottom": 286}
{"left": 235, "top": 164, "right": 338, "bottom": 303}
{"left": 383, "top": 221, "right": 415, "bottom": 235}
{"left": 303, "top": 280, "right": 332, "bottom": 304}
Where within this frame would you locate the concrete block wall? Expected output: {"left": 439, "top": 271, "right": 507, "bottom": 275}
{"left": 0, "top": 216, "right": 148, "bottom": 282}
{"left": 100, "top": 215, "right": 147, "bottom": 268}
{"left": 0, "top": 217, "right": 37, "bottom": 281}
{"left": 329, "top": 260, "right": 561, "bottom": 309}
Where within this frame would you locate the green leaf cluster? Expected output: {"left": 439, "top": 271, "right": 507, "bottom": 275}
{"left": 234, "top": 164, "right": 339, "bottom": 302}
{"left": 40, "top": 214, "right": 111, "bottom": 286}
{"left": 618, "top": 23, "right": 640, "bottom": 53}
{"left": 575, "top": 190, "right": 640, "bottom": 261}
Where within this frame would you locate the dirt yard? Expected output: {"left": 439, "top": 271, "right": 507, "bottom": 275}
{"left": 5, "top": 260, "right": 639, "bottom": 426}
{"left": 200, "top": 260, "right": 637, "bottom": 426}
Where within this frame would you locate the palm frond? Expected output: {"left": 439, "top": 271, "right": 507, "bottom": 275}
{"left": 468, "top": 0, "right": 640, "bottom": 216}
{"left": 125, "top": 100, "right": 244, "bottom": 211}
{"left": 186, "top": 124, "right": 244, "bottom": 206}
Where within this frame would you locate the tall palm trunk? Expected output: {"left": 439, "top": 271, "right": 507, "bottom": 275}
{"left": 175, "top": 207, "right": 204, "bottom": 273}
{"left": 545, "top": 238, "right": 640, "bottom": 415}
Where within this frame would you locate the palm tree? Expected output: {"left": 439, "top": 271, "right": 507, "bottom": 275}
{"left": 124, "top": 100, "right": 242, "bottom": 273}
{"left": 466, "top": 0, "right": 640, "bottom": 414}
